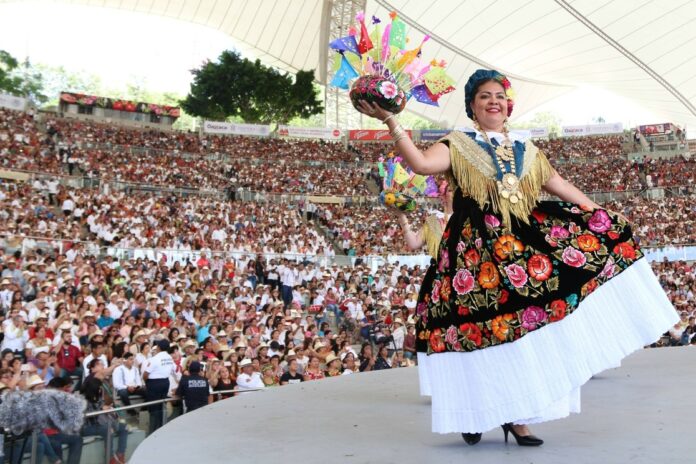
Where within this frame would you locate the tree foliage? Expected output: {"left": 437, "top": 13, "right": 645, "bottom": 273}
{"left": 181, "top": 50, "right": 323, "bottom": 124}
{"left": 0, "top": 49, "right": 47, "bottom": 104}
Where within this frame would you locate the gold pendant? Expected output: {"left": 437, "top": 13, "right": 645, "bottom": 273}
{"left": 498, "top": 173, "right": 521, "bottom": 204}
{"left": 495, "top": 145, "right": 514, "bottom": 162}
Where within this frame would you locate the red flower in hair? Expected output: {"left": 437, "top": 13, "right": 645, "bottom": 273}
{"left": 499, "top": 77, "right": 511, "bottom": 89}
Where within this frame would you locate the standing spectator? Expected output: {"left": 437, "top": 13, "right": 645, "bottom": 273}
{"left": 175, "top": 361, "right": 211, "bottom": 413}
{"left": 143, "top": 339, "right": 175, "bottom": 432}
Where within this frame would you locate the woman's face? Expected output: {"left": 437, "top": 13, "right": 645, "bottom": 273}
{"left": 471, "top": 80, "right": 508, "bottom": 131}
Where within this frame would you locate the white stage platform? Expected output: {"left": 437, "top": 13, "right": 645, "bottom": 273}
{"left": 131, "top": 347, "right": 696, "bottom": 464}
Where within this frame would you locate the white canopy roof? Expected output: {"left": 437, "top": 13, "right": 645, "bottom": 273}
{"left": 17, "top": 0, "right": 696, "bottom": 129}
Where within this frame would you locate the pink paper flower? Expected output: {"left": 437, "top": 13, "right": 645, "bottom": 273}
{"left": 379, "top": 81, "right": 398, "bottom": 99}
{"left": 504, "top": 263, "right": 528, "bottom": 288}
{"left": 452, "top": 269, "right": 475, "bottom": 295}
{"left": 562, "top": 246, "right": 587, "bottom": 267}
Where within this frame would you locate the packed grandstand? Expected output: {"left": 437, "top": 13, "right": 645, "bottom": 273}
{"left": 0, "top": 102, "right": 694, "bottom": 462}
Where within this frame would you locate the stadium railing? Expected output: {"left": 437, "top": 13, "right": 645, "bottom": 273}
{"left": 5, "top": 388, "right": 259, "bottom": 464}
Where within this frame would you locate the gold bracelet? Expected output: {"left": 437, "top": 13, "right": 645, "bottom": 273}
{"left": 393, "top": 133, "right": 408, "bottom": 143}
{"left": 382, "top": 114, "right": 396, "bottom": 125}
{"left": 391, "top": 125, "right": 405, "bottom": 139}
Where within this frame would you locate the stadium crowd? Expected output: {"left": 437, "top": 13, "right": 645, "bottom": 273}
{"left": 606, "top": 195, "right": 696, "bottom": 246}
{"left": 535, "top": 135, "right": 625, "bottom": 160}
{"left": 0, "top": 107, "right": 694, "bottom": 463}
{"left": 0, "top": 242, "right": 419, "bottom": 461}
{"left": 0, "top": 183, "right": 337, "bottom": 259}
{"left": 317, "top": 203, "right": 430, "bottom": 255}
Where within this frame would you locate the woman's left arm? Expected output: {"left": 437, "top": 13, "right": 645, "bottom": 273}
{"left": 542, "top": 171, "right": 601, "bottom": 210}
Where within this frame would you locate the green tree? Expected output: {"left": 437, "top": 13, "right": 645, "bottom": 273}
{"left": 31, "top": 63, "right": 103, "bottom": 105}
{"left": 181, "top": 50, "right": 323, "bottom": 124}
{"left": 0, "top": 50, "right": 47, "bottom": 104}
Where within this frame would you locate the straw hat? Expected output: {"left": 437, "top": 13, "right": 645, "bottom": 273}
{"left": 239, "top": 358, "right": 252, "bottom": 368}
{"left": 324, "top": 353, "right": 340, "bottom": 365}
{"left": 27, "top": 375, "right": 45, "bottom": 389}
{"left": 59, "top": 321, "right": 72, "bottom": 331}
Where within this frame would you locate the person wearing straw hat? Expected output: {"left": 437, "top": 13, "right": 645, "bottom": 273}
{"left": 236, "top": 358, "right": 264, "bottom": 394}
{"left": 324, "top": 352, "right": 342, "bottom": 377}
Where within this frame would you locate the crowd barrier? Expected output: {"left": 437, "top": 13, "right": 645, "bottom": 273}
{"left": 2, "top": 234, "right": 693, "bottom": 269}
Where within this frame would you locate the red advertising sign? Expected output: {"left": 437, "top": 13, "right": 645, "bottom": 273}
{"left": 638, "top": 123, "right": 672, "bottom": 135}
{"left": 348, "top": 129, "right": 413, "bottom": 141}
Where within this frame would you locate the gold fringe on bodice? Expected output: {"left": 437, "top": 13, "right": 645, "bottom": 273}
{"left": 439, "top": 131, "right": 555, "bottom": 229}
{"left": 422, "top": 214, "right": 447, "bottom": 259}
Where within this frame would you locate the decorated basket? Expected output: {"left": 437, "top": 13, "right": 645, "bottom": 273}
{"left": 329, "top": 11, "right": 455, "bottom": 113}
{"left": 349, "top": 75, "right": 407, "bottom": 114}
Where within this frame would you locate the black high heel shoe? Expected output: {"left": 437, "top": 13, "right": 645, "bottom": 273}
{"left": 501, "top": 423, "right": 544, "bottom": 446}
{"left": 461, "top": 433, "right": 482, "bottom": 445}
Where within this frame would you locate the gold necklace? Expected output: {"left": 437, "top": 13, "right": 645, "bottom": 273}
{"left": 475, "top": 122, "right": 521, "bottom": 204}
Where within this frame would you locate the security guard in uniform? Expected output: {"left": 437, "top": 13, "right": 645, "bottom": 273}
{"left": 143, "top": 339, "right": 175, "bottom": 432}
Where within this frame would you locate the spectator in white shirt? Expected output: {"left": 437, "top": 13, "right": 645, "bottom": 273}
{"left": 112, "top": 352, "right": 145, "bottom": 413}
{"left": 235, "top": 358, "right": 265, "bottom": 394}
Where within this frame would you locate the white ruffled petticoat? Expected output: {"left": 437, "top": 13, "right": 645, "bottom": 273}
{"left": 417, "top": 258, "right": 678, "bottom": 434}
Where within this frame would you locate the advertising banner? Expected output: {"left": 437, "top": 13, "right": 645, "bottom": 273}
{"left": 420, "top": 129, "right": 451, "bottom": 141}
{"left": 638, "top": 123, "right": 672, "bottom": 135}
{"left": 60, "top": 91, "right": 180, "bottom": 117}
{"left": 348, "top": 129, "right": 413, "bottom": 141}
{"left": 203, "top": 121, "right": 271, "bottom": 136}
{"left": 278, "top": 125, "right": 343, "bottom": 140}
{"left": 561, "top": 122, "right": 623, "bottom": 137}
{"left": 528, "top": 127, "right": 549, "bottom": 138}
{"left": 0, "top": 93, "right": 27, "bottom": 111}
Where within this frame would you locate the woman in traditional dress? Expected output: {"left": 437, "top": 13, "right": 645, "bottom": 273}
{"left": 395, "top": 181, "right": 454, "bottom": 260}
{"left": 356, "top": 69, "right": 678, "bottom": 446}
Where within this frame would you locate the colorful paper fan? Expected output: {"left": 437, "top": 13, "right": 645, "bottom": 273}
{"left": 378, "top": 154, "right": 439, "bottom": 212}
{"left": 329, "top": 11, "right": 456, "bottom": 114}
